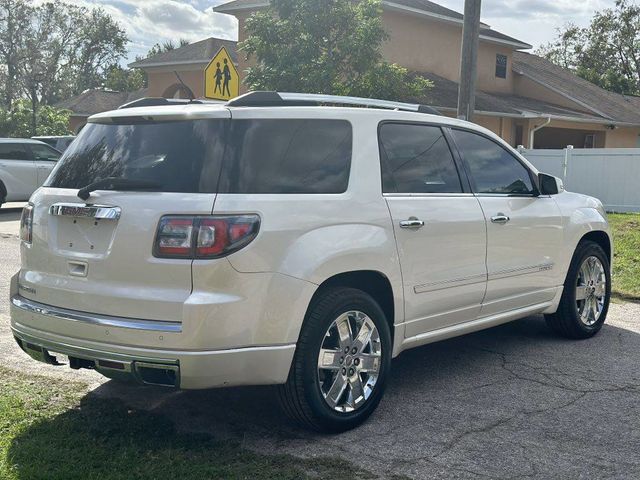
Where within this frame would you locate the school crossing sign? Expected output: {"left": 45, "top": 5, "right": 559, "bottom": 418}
{"left": 204, "top": 46, "right": 239, "bottom": 101}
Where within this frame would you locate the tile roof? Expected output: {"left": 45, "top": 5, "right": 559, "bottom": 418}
{"left": 129, "top": 37, "right": 237, "bottom": 69}
{"left": 513, "top": 52, "right": 640, "bottom": 125}
{"left": 213, "top": 0, "right": 531, "bottom": 49}
{"left": 55, "top": 89, "right": 148, "bottom": 116}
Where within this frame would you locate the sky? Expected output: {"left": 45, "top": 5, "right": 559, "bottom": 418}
{"left": 75, "top": 0, "right": 616, "bottom": 64}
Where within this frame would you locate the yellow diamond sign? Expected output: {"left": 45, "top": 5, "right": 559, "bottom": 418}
{"left": 204, "top": 46, "right": 239, "bottom": 101}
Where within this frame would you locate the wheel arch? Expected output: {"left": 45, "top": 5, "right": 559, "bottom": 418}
{"left": 579, "top": 230, "right": 612, "bottom": 264}
{"left": 0, "top": 179, "right": 6, "bottom": 202}
{"left": 307, "top": 270, "right": 396, "bottom": 342}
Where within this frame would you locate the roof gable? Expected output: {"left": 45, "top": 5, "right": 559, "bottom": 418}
{"left": 129, "top": 37, "right": 237, "bottom": 69}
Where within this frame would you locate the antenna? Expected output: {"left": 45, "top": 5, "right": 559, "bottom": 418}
{"left": 173, "top": 71, "right": 195, "bottom": 101}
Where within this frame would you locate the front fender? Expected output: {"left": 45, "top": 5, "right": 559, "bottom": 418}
{"left": 558, "top": 204, "right": 612, "bottom": 277}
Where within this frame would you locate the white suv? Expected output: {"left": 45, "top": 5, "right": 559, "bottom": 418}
{"left": 10, "top": 92, "right": 612, "bottom": 432}
{"left": 0, "top": 139, "right": 61, "bottom": 208}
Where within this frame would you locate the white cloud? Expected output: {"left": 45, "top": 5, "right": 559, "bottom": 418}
{"left": 56, "top": 0, "right": 237, "bottom": 64}
{"left": 437, "top": 0, "right": 615, "bottom": 49}
{"left": 48, "top": 0, "right": 617, "bottom": 64}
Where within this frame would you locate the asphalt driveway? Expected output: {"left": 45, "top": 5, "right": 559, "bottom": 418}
{"left": 1, "top": 206, "right": 639, "bottom": 479}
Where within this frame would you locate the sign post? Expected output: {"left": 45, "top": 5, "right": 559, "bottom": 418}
{"left": 204, "top": 46, "right": 239, "bottom": 101}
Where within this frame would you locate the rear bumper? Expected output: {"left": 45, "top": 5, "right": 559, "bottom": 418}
{"left": 10, "top": 294, "right": 296, "bottom": 390}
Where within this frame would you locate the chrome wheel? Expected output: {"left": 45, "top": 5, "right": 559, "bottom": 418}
{"left": 576, "top": 256, "right": 607, "bottom": 326}
{"left": 317, "top": 311, "right": 382, "bottom": 413}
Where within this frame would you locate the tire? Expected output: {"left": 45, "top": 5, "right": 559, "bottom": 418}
{"left": 278, "top": 287, "right": 392, "bottom": 433}
{"left": 545, "top": 241, "right": 611, "bottom": 339}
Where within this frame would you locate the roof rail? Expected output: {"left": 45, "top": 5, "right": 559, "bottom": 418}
{"left": 118, "top": 97, "right": 211, "bottom": 110}
{"left": 226, "top": 91, "right": 441, "bottom": 115}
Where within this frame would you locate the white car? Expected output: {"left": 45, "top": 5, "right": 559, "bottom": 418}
{"left": 0, "top": 139, "right": 61, "bottom": 208}
{"left": 10, "top": 92, "right": 612, "bottom": 432}
{"left": 31, "top": 136, "right": 76, "bottom": 153}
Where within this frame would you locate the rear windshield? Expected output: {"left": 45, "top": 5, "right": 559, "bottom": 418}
{"left": 46, "top": 117, "right": 352, "bottom": 194}
{"left": 46, "top": 120, "right": 226, "bottom": 193}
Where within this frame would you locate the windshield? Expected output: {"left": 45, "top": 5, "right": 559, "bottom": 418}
{"left": 46, "top": 119, "right": 227, "bottom": 193}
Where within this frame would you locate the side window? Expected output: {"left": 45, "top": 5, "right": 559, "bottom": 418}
{"left": 29, "top": 144, "right": 61, "bottom": 161}
{"left": 220, "top": 119, "right": 352, "bottom": 194}
{"left": 451, "top": 129, "right": 534, "bottom": 195}
{"left": 379, "top": 123, "right": 462, "bottom": 194}
{"left": 0, "top": 143, "right": 29, "bottom": 160}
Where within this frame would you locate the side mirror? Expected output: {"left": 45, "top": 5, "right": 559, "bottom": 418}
{"left": 538, "top": 173, "right": 564, "bottom": 195}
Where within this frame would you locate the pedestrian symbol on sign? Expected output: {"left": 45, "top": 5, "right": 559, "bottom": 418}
{"left": 205, "top": 47, "right": 239, "bottom": 101}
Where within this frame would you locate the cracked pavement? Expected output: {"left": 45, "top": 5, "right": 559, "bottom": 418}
{"left": 2, "top": 206, "right": 640, "bottom": 479}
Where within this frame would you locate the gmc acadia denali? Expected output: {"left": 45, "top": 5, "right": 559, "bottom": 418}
{"left": 10, "top": 92, "right": 612, "bottom": 432}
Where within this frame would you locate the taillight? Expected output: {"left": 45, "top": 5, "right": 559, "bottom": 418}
{"left": 153, "top": 215, "right": 260, "bottom": 259}
{"left": 19, "top": 203, "right": 34, "bottom": 244}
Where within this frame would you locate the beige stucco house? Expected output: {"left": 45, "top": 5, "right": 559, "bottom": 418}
{"left": 211, "top": 0, "right": 640, "bottom": 149}
{"left": 59, "top": 0, "right": 640, "bottom": 148}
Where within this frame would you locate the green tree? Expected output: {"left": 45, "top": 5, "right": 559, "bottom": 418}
{"left": 538, "top": 0, "right": 640, "bottom": 95}
{"left": 240, "top": 0, "right": 431, "bottom": 100}
{"left": 0, "top": 99, "right": 70, "bottom": 137}
{"left": 0, "top": 0, "right": 127, "bottom": 133}
{"left": 0, "top": 0, "right": 32, "bottom": 109}
{"left": 104, "top": 65, "right": 145, "bottom": 92}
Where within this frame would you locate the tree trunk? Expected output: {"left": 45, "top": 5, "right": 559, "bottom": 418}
{"left": 30, "top": 91, "right": 37, "bottom": 136}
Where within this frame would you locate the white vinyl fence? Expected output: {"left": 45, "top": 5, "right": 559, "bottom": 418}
{"left": 520, "top": 147, "right": 640, "bottom": 213}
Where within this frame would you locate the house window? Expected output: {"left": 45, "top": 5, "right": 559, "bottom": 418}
{"left": 495, "top": 54, "right": 507, "bottom": 79}
{"left": 584, "top": 134, "right": 596, "bottom": 149}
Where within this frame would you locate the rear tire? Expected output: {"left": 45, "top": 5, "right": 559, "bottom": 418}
{"left": 0, "top": 180, "right": 5, "bottom": 209}
{"left": 545, "top": 241, "right": 611, "bottom": 339}
{"left": 278, "top": 287, "right": 392, "bottom": 433}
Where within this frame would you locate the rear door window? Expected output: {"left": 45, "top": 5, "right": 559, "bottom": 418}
{"left": 379, "top": 123, "right": 462, "bottom": 194}
{"left": 219, "top": 119, "right": 352, "bottom": 194}
{"left": 45, "top": 120, "right": 227, "bottom": 193}
{"left": 29, "top": 143, "right": 61, "bottom": 161}
{"left": 0, "top": 143, "right": 29, "bottom": 160}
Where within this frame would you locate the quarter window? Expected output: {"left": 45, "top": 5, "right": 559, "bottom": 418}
{"left": 451, "top": 129, "right": 534, "bottom": 195}
{"left": 379, "top": 123, "right": 462, "bottom": 194}
{"left": 220, "top": 119, "right": 352, "bottom": 194}
{"left": 0, "top": 143, "right": 29, "bottom": 160}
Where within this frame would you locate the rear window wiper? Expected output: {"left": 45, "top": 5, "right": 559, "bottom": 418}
{"left": 77, "top": 177, "right": 162, "bottom": 200}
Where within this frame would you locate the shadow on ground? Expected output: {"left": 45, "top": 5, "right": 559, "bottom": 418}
{"left": 8, "top": 316, "right": 640, "bottom": 479}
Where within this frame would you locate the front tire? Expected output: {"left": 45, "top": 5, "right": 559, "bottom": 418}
{"left": 545, "top": 241, "right": 611, "bottom": 339}
{"left": 278, "top": 287, "right": 392, "bottom": 433}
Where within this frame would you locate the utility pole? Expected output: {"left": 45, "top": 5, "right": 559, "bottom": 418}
{"left": 457, "top": 0, "right": 482, "bottom": 121}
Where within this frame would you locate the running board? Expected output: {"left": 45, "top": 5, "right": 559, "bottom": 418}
{"left": 400, "top": 301, "right": 554, "bottom": 352}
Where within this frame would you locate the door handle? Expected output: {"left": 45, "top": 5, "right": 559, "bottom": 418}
{"left": 491, "top": 214, "right": 510, "bottom": 224}
{"left": 400, "top": 218, "right": 425, "bottom": 229}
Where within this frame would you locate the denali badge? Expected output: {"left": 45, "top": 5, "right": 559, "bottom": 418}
{"left": 18, "top": 283, "right": 36, "bottom": 295}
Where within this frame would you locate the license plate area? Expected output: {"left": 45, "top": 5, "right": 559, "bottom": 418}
{"left": 55, "top": 216, "right": 117, "bottom": 255}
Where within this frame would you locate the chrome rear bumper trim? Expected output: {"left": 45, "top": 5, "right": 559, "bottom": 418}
{"left": 11, "top": 295, "right": 182, "bottom": 333}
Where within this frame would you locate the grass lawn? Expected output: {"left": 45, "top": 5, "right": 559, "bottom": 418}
{"left": 0, "top": 367, "right": 392, "bottom": 480}
{"left": 608, "top": 213, "right": 640, "bottom": 300}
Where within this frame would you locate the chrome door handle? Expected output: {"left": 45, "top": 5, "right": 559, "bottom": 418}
{"left": 400, "top": 218, "right": 425, "bottom": 229}
{"left": 491, "top": 214, "right": 510, "bottom": 224}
